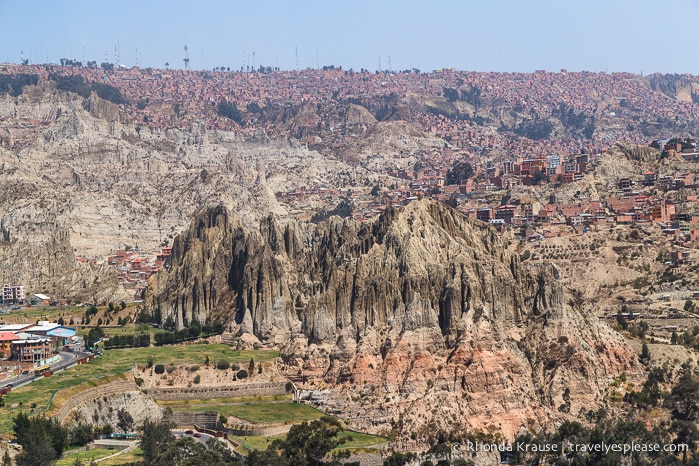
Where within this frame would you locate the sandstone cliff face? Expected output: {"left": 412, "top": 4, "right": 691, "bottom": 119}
{"left": 149, "top": 199, "right": 641, "bottom": 438}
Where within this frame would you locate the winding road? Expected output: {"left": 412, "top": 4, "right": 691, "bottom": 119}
{"left": 0, "top": 349, "right": 91, "bottom": 391}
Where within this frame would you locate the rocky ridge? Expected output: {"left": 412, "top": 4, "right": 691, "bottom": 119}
{"left": 0, "top": 86, "right": 386, "bottom": 300}
{"left": 148, "top": 199, "right": 641, "bottom": 438}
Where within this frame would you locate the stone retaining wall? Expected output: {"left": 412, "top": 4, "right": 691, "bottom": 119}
{"left": 226, "top": 424, "right": 292, "bottom": 437}
{"left": 169, "top": 411, "right": 219, "bottom": 428}
{"left": 143, "top": 382, "right": 287, "bottom": 400}
{"left": 53, "top": 379, "right": 139, "bottom": 422}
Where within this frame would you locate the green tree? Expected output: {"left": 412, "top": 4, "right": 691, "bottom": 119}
{"left": 640, "top": 342, "right": 651, "bottom": 364}
{"left": 13, "top": 414, "right": 68, "bottom": 466}
{"left": 117, "top": 408, "right": 134, "bottom": 433}
{"left": 667, "top": 371, "right": 699, "bottom": 421}
{"left": 671, "top": 419, "right": 698, "bottom": 462}
{"left": 217, "top": 100, "right": 243, "bottom": 124}
{"left": 100, "top": 424, "right": 114, "bottom": 437}
{"left": 15, "top": 426, "right": 56, "bottom": 466}
{"left": 514, "top": 118, "right": 554, "bottom": 140}
{"left": 446, "top": 162, "right": 473, "bottom": 185}
{"left": 282, "top": 416, "right": 345, "bottom": 465}
{"left": 70, "top": 423, "right": 94, "bottom": 446}
{"left": 216, "top": 360, "right": 230, "bottom": 370}
{"left": 246, "top": 101, "right": 261, "bottom": 113}
{"left": 13, "top": 411, "right": 30, "bottom": 443}
{"left": 443, "top": 87, "right": 459, "bottom": 103}
{"left": 310, "top": 199, "right": 354, "bottom": 223}
{"left": 531, "top": 169, "right": 547, "bottom": 185}
{"left": 85, "top": 326, "right": 103, "bottom": 351}
{"left": 139, "top": 419, "right": 176, "bottom": 466}
{"left": 188, "top": 318, "right": 202, "bottom": 338}
{"left": 616, "top": 311, "right": 629, "bottom": 331}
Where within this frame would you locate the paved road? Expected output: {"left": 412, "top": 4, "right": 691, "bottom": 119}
{"left": 0, "top": 349, "right": 90, "bottom": 390}
{"left": 175, "top": 429, "right": 214, "bottom": 443}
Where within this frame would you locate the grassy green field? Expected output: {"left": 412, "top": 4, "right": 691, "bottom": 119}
{"left": 1, "top": 304, "right": 108, "bottom": 322}
{"left": 56, "top": 447, "right": 117, "bottom": 465}
{"left": 98, "top": 325, "right": 158, "bottom": 339}
{"left": 180, "top": 401, "right": 324, "bottom": 424}
{"left": 232, "top": 433, "right": 286, "bottom": 452}
{"left": 231, "top": 430, "right": 388, "bottom": 454}
{"left": 96, "top": 448, "right": 143, "bottom": 466}
{"left": 157, "top": 394, "right": 293, "bottom": 407}
{"left": 2, "top": 306, "right": 70, "bottom": 322}
{"left": 338, "top": 431, "right": 390, "bottom": 450}
{"left": 0, "top": 344, "right": 279, "bottom": 435}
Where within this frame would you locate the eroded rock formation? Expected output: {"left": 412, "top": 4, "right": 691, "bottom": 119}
{"left": 149, "top": 199, "right": 642, "bottom": 438}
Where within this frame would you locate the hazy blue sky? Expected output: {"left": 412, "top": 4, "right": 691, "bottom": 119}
{"left": 2, "top": 0, "right": 696, "bottom": 73}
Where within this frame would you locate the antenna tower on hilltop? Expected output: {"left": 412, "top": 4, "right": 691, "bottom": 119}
{"left": 183, "top": 40, "right": 190, "bottom": 71}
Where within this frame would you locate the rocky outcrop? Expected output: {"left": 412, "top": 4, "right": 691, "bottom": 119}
{"left": 610, "top": 141, "right": 659, "bottom": 163}
{"left": 82, "top": 92, "right": 122, "bottom": 124}
{"left": 0, "top": 215, "right": 128, "bottom": 303}
{"left": 345, "top": 104, "right": 377, "bottom": 126}
{"left": 63, "top": 391, "right": 163, "bottom": 430}
{"left": 149, "top": 199, "right": 642, "bottom": 438}
{"left": 0, "top": 87, "right": 383, "bottom": 301}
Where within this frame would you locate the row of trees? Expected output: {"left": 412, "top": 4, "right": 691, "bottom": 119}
{"left": 310, "top": 199, "right": 353, "bottom": 223}
{"left": 445, "top": 162, "right": 473, "bottom": 186}
{"left": 12, "top": 413, "right": 131, "bottom": 466}
{"left": 0, "top": 74, "right": 38, "bottom": 97}
{"left": 513, "top": 117, "right": 554, "bottom": 140}
{"left": 13, "top": 414, "right": 67, "bottom": 465}
{"left": 10, "top": 414, "right": 353, "bottom": 465}
{"left": 103, "top": 333, "right": 150, "bottom": 349}
{"left": 217, "top": 100, "right": 243, "bottom": 125}
{"left": 139, "top": 416, "right": 353, "bottom": 466}
{"left": 552, "top": 102, "right": 595, "bottom": 139}
{"left": 154, "top": 320, "right": 224, "bottom": 346}
{"left": 59, "top": 58, "right": 114, "bottom": 70}
{"left": 442, "top": 86, "right": 482, "bottom": 107}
